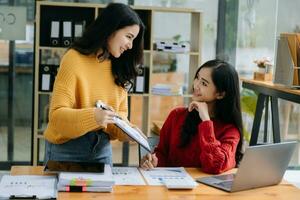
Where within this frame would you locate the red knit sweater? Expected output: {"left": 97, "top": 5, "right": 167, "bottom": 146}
{"left": 154, "top": 107, "right": 240, "bottom": 174}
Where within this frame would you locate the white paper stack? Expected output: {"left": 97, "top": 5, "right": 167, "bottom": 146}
{"left": 0, "top": 175, "right": 57, "bottom": 199}
{"left": 140, "top": 167, "right": 198, "bottom": 189}
{"left": 151, "top": 83, "right": 183, "bottom": 96}
{"left": 57, "top": 164, "right": 115, "bottom": 192}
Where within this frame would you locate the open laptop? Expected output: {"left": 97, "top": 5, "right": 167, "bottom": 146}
{"left": 196, "top": 141, "right": 297, "bottom": 192}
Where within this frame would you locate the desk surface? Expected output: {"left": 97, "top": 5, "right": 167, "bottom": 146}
{"left": 241, "top": 78, "right": 300, "bottom": 96}
{"left": 10, "top": 166, "right": 300, "bottom": 200}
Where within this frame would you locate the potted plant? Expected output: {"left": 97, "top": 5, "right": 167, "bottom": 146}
{"left": 253, "top": 57, "right": 273, "bottom": 81}
{"left": 254, "top": 57, "right": 273, "bottom": 73}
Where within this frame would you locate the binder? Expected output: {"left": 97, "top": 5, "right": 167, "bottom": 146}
{"left": 50, "top": 21, "right": 60, "bottom": 46}
{"left": 74, "top": 21, "right": 85, "bottom": 40}
{"left": 134, "top": 65, "right": 145, "bottom": 93}
{"left": 39, "top": 65, "right": 50, "bottom": 91}
{"left": 39, "top": 64, "right": 59, "bottom": 92}
{"left": 62, "top": 21, "right": 72, "bottom": 47}
{"left": 134, "top": 66, "right": 149, "bottom": 93}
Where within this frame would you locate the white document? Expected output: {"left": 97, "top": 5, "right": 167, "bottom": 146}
{"left": 0, "top": 175, "right": 57, "bottom": 199}
{"left": 113, "top": 117, "right": 151, "bottom": 152}
{"left": 140, "top": 167, "right": 197, "bottom": 189}
{"left": 112, "top": 167, "right": 146, "bottom": 185}
{"left": 284, "top": 170, "right": 300, "bottom": 189}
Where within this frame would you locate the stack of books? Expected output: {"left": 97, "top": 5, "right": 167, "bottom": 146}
{"left": 154, "top": 41, "right": 189, "bottom": 53}
{"left": 57, "top": 164, "right": 115, "bottom": 192}
{"left": 151, "top": 83, "right": 183, "bottom": 96}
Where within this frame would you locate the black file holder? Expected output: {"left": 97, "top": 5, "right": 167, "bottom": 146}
{"left": 62, "top": 21, "right": 72, "bottom": 47}
{"left": 39, "top": 64, "right": 59, "bottom": 92}
{"left": 50, "top": 21, "right": 60, "bottom": 46}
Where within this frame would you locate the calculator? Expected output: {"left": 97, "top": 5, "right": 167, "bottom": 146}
{"left": 163, "top": 178, "right": 198, "bottom": 189}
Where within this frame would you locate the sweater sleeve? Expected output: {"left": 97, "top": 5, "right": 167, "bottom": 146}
{"left": 47, "top": 63, "right": 99, "bottom": 143}
{"left": 198, "top": 121, "right": 240, "bottom": 174}
{"left": 154, "top": 109, "right": 176, "bottom": 167}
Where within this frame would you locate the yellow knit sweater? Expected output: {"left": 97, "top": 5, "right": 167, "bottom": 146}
{"left": 44, "top": 49, "right": 130, "bottom": 144}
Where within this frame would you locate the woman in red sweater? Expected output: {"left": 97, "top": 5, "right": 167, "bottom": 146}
{"left": 141, "top": 59, "right": 243, "bottom": 174}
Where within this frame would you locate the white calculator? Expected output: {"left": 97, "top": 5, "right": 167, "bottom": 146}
{"left": 163, "top": 178, "right": 198, "bottom": 189}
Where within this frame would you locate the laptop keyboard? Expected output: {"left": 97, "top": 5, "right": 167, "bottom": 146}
{"left": 214, "top": 173, "right": 235, "bottom": 181}
{"left": 215, "top": 180, "right": 233, "bottom": 189}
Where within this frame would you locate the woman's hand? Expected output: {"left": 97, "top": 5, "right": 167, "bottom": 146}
{"left": 94, "top": 108, "right": 117, "bottom": 128}
{"left": 188, "top": 101, "right": 210, "bottom": 121}
{"left": 140, "top": 153, "right": 158, "bottom": 170}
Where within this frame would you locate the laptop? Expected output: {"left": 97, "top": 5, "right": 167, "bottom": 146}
{"left": 196, "top": 141, "right": 297, "bottom": 192}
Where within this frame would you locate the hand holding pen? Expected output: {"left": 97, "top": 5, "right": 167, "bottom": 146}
{"left": 94, "top": 100, "right": 119, "bottom": 128}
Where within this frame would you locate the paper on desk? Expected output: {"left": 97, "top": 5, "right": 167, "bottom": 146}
{"left": 140, "top": 167, "right": 195, "bottom": 186}
{"left": 112, "top": 167, "right": 146, "bottom": 185}
{"left": 0, "top": 175, "right": 57, "bottom": 199}
{"left": 284, "top": 170, "right": 300, "bottom": 188}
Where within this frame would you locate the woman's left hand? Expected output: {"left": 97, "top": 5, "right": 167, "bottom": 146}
{"left": 188, "top": 101, "right": 210, "bottom": 121}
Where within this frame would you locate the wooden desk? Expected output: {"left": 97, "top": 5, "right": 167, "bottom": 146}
{"left": 241, "top": 79, "right": 300, "bottom": 145}
{"left": 11, "top": 166, "right": 300, "bottom": 200}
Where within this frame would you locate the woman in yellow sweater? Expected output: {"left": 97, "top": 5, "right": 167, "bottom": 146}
{"left": 44, "top": 3, "right": 145, "bottom": 165}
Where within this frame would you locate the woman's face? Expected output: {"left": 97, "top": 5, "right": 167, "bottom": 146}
{"left": 192, "top": 67, "right": 223, "bottom": 103}
{"left": 107, "top": 24, "right": 140, "bottom": 58}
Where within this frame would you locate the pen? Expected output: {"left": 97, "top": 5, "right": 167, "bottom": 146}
{"left": 95, "top": 100, "right": 122, "bottom": 120}
{"left": 149, "top": 168, "right": 183, "bottom": 173}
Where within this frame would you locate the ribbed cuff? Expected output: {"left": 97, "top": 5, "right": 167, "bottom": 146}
{"left": 198, "top": 120, "right": 215, "bottom": 143}
{"left": 79, "top": 108, "right": 99, "bottom": 132}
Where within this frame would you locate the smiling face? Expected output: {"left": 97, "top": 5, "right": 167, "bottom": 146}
{"left": 107, "top": 24, "right": 140, "bottom": 58}
{"left": 192, "top": 67, "right": 224, "bottom": 103}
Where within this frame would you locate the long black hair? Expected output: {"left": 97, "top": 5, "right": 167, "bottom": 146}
{"left": 180, "top": 59, "right": 244, "bottom": 164}
{"left": 71, "top": 3, "right": 145, "bottom": 88}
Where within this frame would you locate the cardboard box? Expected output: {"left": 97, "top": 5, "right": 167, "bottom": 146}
{"left": 253, "top": 72, "right": 273, "bottom": 81}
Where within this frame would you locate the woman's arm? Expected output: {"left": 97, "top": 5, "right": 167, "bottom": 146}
{"left": 198, "top": 121, "right": 240, "bottom": 174}
{"left": 154, "top": 109, "right": 177, "bottom": 167}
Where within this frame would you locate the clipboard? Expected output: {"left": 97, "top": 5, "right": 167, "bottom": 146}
{"left": 113, "top": 117, "right": 151, "bottom": 152}
{"left": 95, "top": 100, "right": 151, "bottom": 152}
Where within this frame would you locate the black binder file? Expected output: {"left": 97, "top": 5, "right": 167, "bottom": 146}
{"left": 134, "top": 66, "right": 149, "bottom": 93}
{"left": 134, "top": 66, "right": 145, "bottom": 93}
{"left": 74, "top": 21, "right": 85, "bottom": 40}
{"left": 62, "top": 21, "right": 72, "bottom": 47}
{"left": 39, "top": 64, "right": 59, "bottom": 92}
{"left": 40, "top": 65, "right": 51, "bottom": 91}
{"left": 50, "top": 21, "right": 60, "bottom": 46}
